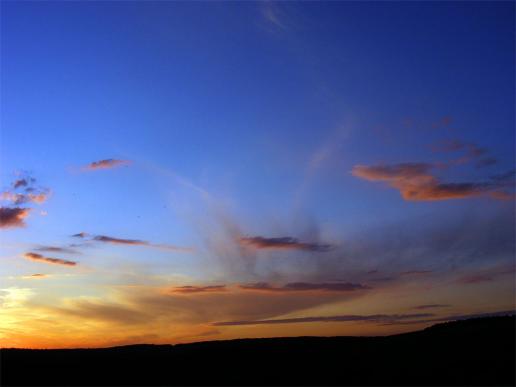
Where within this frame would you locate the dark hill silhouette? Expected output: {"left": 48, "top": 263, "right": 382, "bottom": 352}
{"left": 1, "top": 316, "right": 514, "bottom": 386}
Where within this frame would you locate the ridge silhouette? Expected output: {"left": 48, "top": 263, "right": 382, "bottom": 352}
{"left": 1, "top": 315, "right": 514, "bottom": 386}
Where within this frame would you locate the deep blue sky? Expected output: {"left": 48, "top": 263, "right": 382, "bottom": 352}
{"left": 0, "top": 1, "right": 514, "bottom": 348}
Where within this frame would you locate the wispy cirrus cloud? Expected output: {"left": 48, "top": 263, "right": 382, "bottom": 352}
{"left": 23, "top": 252, "right": 77, "bottom": 266}
{"left": 239, "top": 282, "right": 370, "bottom": 292}
{"left": 430, "top": 139, "right": 497, "bottom": 168}
{"left": 0, "top": 207, "right": 30, "bottom": 228}
{"left": 171, "top": 285, "right": 227, "bottom": 294}
{"left": 83, "top": 159, "right": 131, "bottom": 171}
{"left": 240, "top": 236, "right": 333, "bottom": 252}
{"left": 352, "top": 163, "right": 514, "bottom": 201}
{"left": 260, "top": 1, "right": 287, "bottom": 30}
{"left": 73, "top": 232, "right": 191, "bottom": 252}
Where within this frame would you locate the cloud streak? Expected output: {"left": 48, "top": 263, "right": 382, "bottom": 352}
{"left": 35, "top": 246, "right": 80, "bottom": 255}
{"left": 73, "top": 233, "right": 191, "bottom": 252}
{"left": 412, "top": 304, "right": 451, "bottom": 310}
{"left": 23, "top": 252, "right": 77, "bottom": 266}
{"left": 171, "top": 285, "right": 227, "bottom": 294}
{"left": 240, "top": 236, "right": 333, "bottom": 252}
{"left": 239, "top": 282, "right": 370, "bottom": 292}
{"left": 213, "top": 313, "right": 434, "bottom": 326}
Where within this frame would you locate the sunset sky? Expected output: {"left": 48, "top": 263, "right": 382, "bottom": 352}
{"left": 0, "top": 1, "right": 514, "bottom": 348}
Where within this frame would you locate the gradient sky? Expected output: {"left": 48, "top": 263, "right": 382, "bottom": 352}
{"left": 0, "top": 1, "right": 514, "bottom": 348}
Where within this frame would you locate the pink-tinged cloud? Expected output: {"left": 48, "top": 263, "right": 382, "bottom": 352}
{"left": 171, "top": 285, "right": 227, "bottom": 294}
{"left": 0, "top": 191, "right": 50, "bottom": 205}
{"left": 2, "top": 175, "right": 50, "bottom": 205}
{"left": 352, "top": 163, "right": 513, "bottom": 201}
{"left": 240, "top": 236, "right": 333, "bottom": 252}
{"left": 83, "top": 159, "right": 131, "bottom": 171}
{"left": 0, "top": 207, "right": 30, "bottom": 228}
{"left": 24, "top": 252, "right": 77, "bottom": 266}
{"left": 239, "top": 282, "right": 370, "bottom": 292}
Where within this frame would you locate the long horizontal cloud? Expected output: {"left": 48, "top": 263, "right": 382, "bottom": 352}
{"left": 0, "top": 207, "right": 30, "bottom": 228}
{"left": 94, "top": 235, "right": 148, "bottom": 245}
{"left": 35, "top": 246, "right": 80, "bottom": 255}
{"left": 22, "top": 273, "right": 48, "bottom": 279}
{"left": 171, "top": 285, "right": 227, "bottom": 294}
{"left": 400, "top": 270, "right": 433, "bottom": 276}
{"left": 240, "top": 236, "right": 333, "bottom": 252}
{"left": 412, "top": 304, "right": 451, "bottom": 310}
{"left": 213, "top": 313, "right": 434, "bottom": 326}
{"left": 352, "top": 163, "right": 514, "bottom": 201}
{"left": 73, "top": 233, "right": 191, "bottom": 252}
{"left": 381, "top": 310, "right": 516, "bottom": 326}
{"left": 239, "top": 282, "right": 370, "bottom": 292}
{"left": 83, "top": 159, "right": 131, "bottom": 171}
{"left": 24, "top": 252, "right": 77, "bottom": 266}
{"left": 39, "top": 286, "right": 362, "bottom": 329}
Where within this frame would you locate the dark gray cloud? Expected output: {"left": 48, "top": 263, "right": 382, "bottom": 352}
{"left": 240, "top": 236, "right": 333, "bottom": 252}
{"left": 382, "top": 310, "right": 516, "bottom": 326}
{"left": 72, "top": 233, "right": 191, "bottom": 252}
{"left": 72, "top": 232, "right": 88, "bottom": 238}
{"left": 171, "top": 285, "right": 227, "bottom": 294}
{"left": 412, "top": 304, "right": 451, "bottom": 310}
{"left": 94, "top": 235, "right": 147, "bottom": 246}
{"left": 239, "top": 282, "right": 370, "bottom": 292}
{"left": 0, "top": 207, "right": 30, "bottom": 228}
{"left": 13, "top": 179, "right": 29, "bottom": 189}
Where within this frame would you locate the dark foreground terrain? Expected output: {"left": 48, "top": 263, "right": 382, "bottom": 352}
{"left": 1, "top": 316, "right": 515, "bottom": 386}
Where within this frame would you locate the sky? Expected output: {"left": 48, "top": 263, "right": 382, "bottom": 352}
{"left": 0, "top": 1, "right": 514, "bottom": 349}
